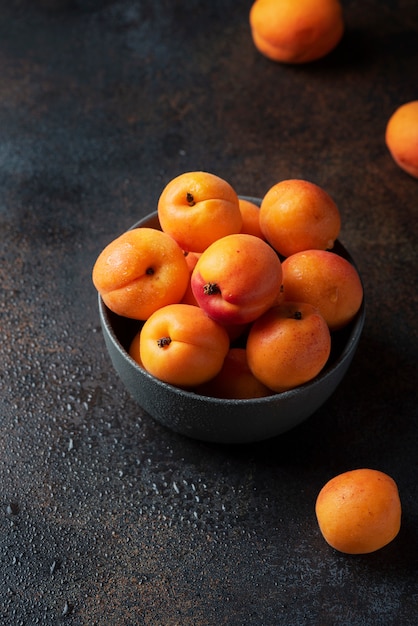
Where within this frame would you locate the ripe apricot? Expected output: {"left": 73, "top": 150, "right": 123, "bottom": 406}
{"left": 238, "top": 198, "right": 266, "bottom": 240}
{"left": 246, "top": 301, "right": 331, "bottom": 392}
{"left": 183, "top": 250, "right": 201, "bottom": 273}
{"left": 157, "top": 171, "right": 242, "bottom": 252}
{"left": 180, "top": 251, "right": 201, "bottom": 306}
{"left": 315, "top": 469, "right": 402, "bottom": 554}
{"left": 249, "top": 0, "right": 344, "bottom": 64}
{"left": 191, "top": 233, "right": 283, "bottom": 325}
{"left": 195, "top": 348, "right": 273, "bottom": 399}
{"left": 281, "top": 249, "right": 363, "bottom": 331}
{"left": 131, "top": 303, "right": 230, "bottom": 387}
{"left": 259, "top": 179, "right": 341, "bottom": 257}
{"left": 92, "top": 228, "right": 189, "bottom": 320}
{"left": 385, "top": 100, "right": 418, "bottom": 178}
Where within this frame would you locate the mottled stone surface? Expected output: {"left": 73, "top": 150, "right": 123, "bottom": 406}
{"left": 1, "top": 1, "right": 417, "bottom": 624}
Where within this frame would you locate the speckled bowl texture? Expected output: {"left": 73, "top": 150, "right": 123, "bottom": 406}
{"left": 98, "top": 201, "right": 365, "bottom": 444}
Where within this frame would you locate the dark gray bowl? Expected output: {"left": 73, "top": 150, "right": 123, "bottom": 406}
{"left": 98, "top": 201, "right": 365, "bottom": 444}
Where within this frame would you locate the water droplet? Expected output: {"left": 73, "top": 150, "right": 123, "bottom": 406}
{"left": 61, "top": 601, "right": 72, "bottom": 616}
{"left": 6, "top": 502, "right": 19, "bottom": 515}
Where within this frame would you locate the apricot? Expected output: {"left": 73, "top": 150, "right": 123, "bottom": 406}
{"left": 249, "top": 0, "right": 344, "bottom": 64}
{"left": 259, "top": 179, "right": 341, "bottom": 257}
{"left": 238, "top": 198, "right": 266, "bottom": 240}
{"left": 385, "top": 100, "right": 418, "bottom": 178}
{"left": 246, "top": 301, "right": 331, "bottom": 392}
{"left": 180, "top": 281, "right": 199, "bottom": 307}
{"left": 131, "top": 303, "right": 230, "bottom": 387}
{"left": 157, "top": 171, "right": 242, "bottom": 252}
{"left": 191, "top": 233, "right": 283, "bottom": 325}
{"left": 315, "top": 469, "right": 402, "bottom": 554}
{"left": 180, "top": 251, "right": 201, "bottom": 306}
{"left": 92, "top": 228, "right": 189, "bottom": 320}
{"left": 195, "top": 348, "right": 273, "bottom": 399}
{"left": 281, "top": 249, "right": 363, "bottom": 331}
{"left": 271, "top": 283, "right": 286, "bottom": 307}
{"left": 183, "top": 250, "right": 201, "bottom": 273}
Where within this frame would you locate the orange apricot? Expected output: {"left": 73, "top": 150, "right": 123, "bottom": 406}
{"left": 315, "top": 469, "right": 402, "bottom": 554}
{"left": 281, "top": 249, "right": 363, "bottom": 331}
{"left": 157, "top": 171, "right": 242, "bottom": 252}
{"left": 191, "top": 233, "right": 283, "bottom": 325}
{"left": 92, "top": 227, "right": 189, "bottom": 320}
{"left": 259, "top": 179, "right": 341, "bottom": 257}
{"left": 238, "top": 198, "right": 266, "bottom": 240}
{"left": 195, "top": 348, "right": 273, "bottom": 399}
{"left": 271, "top": 283, "right": 286, "bottom": 307}
{"left": 385, "top": 100, "right": 418, "bottom": 178}
{"left": 246, "top": 301, "right": 331, "bottom": 393}
{"left": 181, "top": 281, "right": 199, "bottom": 307}
{"left": 131, "top": 303, "right": 230, "bottom": 387}
{"left": 180, "top": 251, "right": 201, "bottom": 306}
{"left": 249, "top": 0, "right": 344, "bottom": 64}
{"left": 183, "top": 250, "right": 201, "bottom": 273}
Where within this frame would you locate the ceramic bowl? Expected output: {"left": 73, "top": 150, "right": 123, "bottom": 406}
{"left": 98, "top": 199, "right": 365, "bottom": 444}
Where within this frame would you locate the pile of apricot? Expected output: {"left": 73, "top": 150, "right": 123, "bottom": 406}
{"left": 93, "top": 170, "right": 363, "bottom": 399}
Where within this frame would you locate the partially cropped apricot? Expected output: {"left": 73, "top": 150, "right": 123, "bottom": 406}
{"left": 246, "top": 301, "right": 331, "bottom": 392}
{"left": 92, "top": 228, "right": 189, "bottom": 320}
{"left": 249, "top": 0, "right": 344, "bottom": 64}
{"left": 316, "top": 469, "right": 402, "bottom": 554}
{"left": 131, "top": 303, "right": 230, "bottom": 387}
{"left": 191, "top": 233, "right": 283, "bottom": 325}
{"left": 385, "top": 100, "right": 418, "bottom": 178}
{"left": 238, "top": 198, "right": 266, "bottom": 240}
{"left": 195, "top": 348, "right": 273, "bottom": 399}
{"left": 157, "top": 171, "right": 242, "bottom": 252}
{"left": 259, "top": 179, "right": 341, "bottom": 257}
{"left": 281, "top": 249, "right": 363, "bottom": 331}
{"left": 180, "top": 251, "right": 201, "bottom": 306}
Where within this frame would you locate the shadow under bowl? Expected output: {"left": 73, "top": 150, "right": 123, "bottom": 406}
{"left": 98, "top": 201, "right": 365, "bottom": 444}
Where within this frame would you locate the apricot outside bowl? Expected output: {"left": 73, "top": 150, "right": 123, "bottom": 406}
{"left": 98, "top": 199, "right": 365, "bottom": 444}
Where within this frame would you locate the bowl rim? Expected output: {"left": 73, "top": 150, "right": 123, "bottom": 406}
{"left": 98, "top": 199, "right": 366, "bottom": 406}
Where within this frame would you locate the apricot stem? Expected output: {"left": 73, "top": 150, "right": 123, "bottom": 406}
{"left": 157, "top": 336, "right": 172, "bottom": 348}
{"left": 186, "top": 192, "right": 195, "bottom": 206}
{"left": 293, "top": 311, "right": 302, "bottom": 320}
{"left": 146, "top": 267, "right": 155, "bottom": 275}
{"left": 203, "top": 282, "right": 221, "bottom": 296}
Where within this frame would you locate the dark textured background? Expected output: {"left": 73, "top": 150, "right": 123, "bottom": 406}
{"left": 1, "top": 1, "right": 417, "bottom": 624}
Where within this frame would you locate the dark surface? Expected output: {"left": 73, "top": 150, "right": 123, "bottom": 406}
{"left": 1, "top": 1, "right": 417, "bottom": 624}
